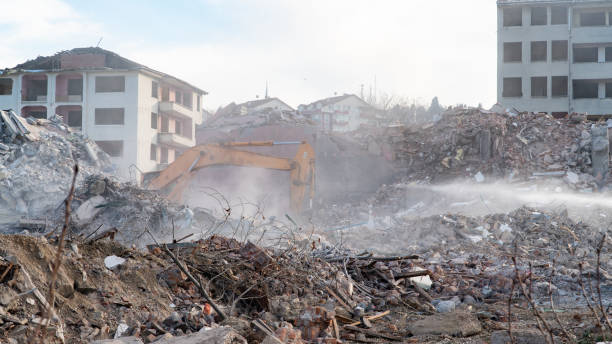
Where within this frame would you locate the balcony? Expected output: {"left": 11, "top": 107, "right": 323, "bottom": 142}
{"left": 159, "top": 101, "right": 193, "bottom": 119}
{"left": 55, "top": 95, "right": 83, "bottom": 103}
{"left": 56, "top": 74, "right": 83, "bottom": 103}
{"left": 21, "top": 75, "right": 48, "bottom": 103}
{"left": 157, "top": 132, "right": 193, "bottom": 148}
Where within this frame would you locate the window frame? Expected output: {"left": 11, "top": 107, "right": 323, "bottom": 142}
{"left": 503, "top": 77, "right": 523, "bottom": 98}
{"left": 0, "top": 78, "right": 12, "bottom": 95}
{"left": 531, "top": 7, "right": 547, "bottom": 26}
{"left": 95, "top": 76, "right": 125, "bottom": 93}
{"left": 94, "top": 108, "right": 125, "bottom": 125}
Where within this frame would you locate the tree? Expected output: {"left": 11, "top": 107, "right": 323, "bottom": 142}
{"left": 428, "top": 96, "right": 442, "bottom": 115}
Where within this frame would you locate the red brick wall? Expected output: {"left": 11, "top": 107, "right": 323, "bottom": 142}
{"left": 60, "top": 54, "right": 105, "bottom": 69}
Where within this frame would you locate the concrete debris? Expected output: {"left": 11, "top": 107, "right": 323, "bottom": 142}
{"left": 104, "top": 255, "right": 126, "bottom": 269}
{"left": 354, "top": 109, "right": 600, "bottom": 188}
{"left": 0, "top": 111, "right": 113, "bottom": 227}
{"left": 73, "top": 195, "right": 105, "bottom": 226}
{"left": 0, "top": 103, "right": 611, "bottom": 344}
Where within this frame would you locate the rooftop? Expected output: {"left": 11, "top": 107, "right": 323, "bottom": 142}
{"left": 498, "top": 0, "right": 612, "bottom": 5}
{"left": 301, "top": 94, "right": 370, "bottom": 108}
{"left": 2, "top": 47, "right": 207, "bottom": 94}
{"left": 238, "top": 97, "right": 294, "bottom": 111}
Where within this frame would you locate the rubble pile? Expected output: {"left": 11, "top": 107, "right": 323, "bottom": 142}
{"left": 0, "top": 112, "right": 112, "bottom": 225}
{"left": 206, "top": 107, "right": 315, "bottom": 131}
{"left": 0, "top": 213, "right": 608, "bottom": 343}
{"left": 380, "top": 109, "right": 596, "bottom": 185}
{"left": 69, "top": 175, "right": 205, "bottom": 246}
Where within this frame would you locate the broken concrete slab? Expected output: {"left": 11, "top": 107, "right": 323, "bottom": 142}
{"left": 153, "top": 326, "right": 247, "bottom": 344}
{"left": 73, "top": 196, "right": 105, "bottom": 226}
{"left": 408, "top": 311, "right": 482, "bottom": 337}
{"left": 90, "top": 337, "right": 144, "bottom": 344}
{"left": 490, "top": 329, "right": 548, "bottom": 344}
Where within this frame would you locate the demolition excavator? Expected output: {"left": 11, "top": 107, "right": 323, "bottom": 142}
{"left": 147, "top": 141, "right": 316, "bottom": 213}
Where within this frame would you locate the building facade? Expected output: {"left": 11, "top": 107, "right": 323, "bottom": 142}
{"left": 298, "top": 94, "right": 375, "bottom": 132}
{"left": 498, "top": 0, "right": 612, "bottom": 116}
{"left": 0, "top": 48, "right": 206, "bottom": 181}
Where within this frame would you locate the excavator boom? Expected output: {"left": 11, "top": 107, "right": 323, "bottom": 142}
{"left": 148, "top": 141, "right": 315, "bottom": 212}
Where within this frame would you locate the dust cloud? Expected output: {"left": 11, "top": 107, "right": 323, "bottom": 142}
{"left": 418, "top": 180, "right": 612, "bottom": 225}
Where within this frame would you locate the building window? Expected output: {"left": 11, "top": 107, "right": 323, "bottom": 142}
{"left": 150, "top": 144, "right": 157, "bottom": 161}
{"left": 606, "top": 47, "right": 612, "bottom": 62}
{"left": 504, "top": 8, "right": 522, "bottom": 27}
{"left": 95, "top": 108, "right": 125, "bottom": 125}
{"left": 67, "top": 110, "right": 82, "bottom": 127}
{"left": 531, "top": 77, "right": 547, "bottom": 97}
{"left": 531, "top": 7, "right": 547, "bottom": 25}
{"left": 503, "top": 77, "right": 522, "bottom": 97}
{"left": 96, "top": 140, "right": 123, "bottom": 157}
{"left": 151, "top": 112, "right": 158, "bottom": 129}
{"left": 531, "top": 41, "right": 547, "bottom": 62}
{"left": 573, "top": 80, "right": 599, "bottom": 99}
{"left": 152, "top": 81, "right": 158, "bottom": 98}
{"left": 183, "top": 92, "right": 192, "bottom": 109}
{"left": 160, "top": 147, "right": 168, "bottom": 164}
{"left": 162, "top": 87, "right": 169, "bottom": 101}
{"left": 95, "top": 76, "right": 125, "bottom": 93}
{"left": 551, "top": 6, "right": 568, "bottom": 25}
{"left": 175, "top": 91, "right": 182, "bottom": 104}
{"left": 197, "top": 95, "right": 201, "bottom": 112}
{"left": 161, "top": 116, "right": 169, "bottom": 133}
{"left": 574, "top": 46, "right": 598, "bottom": 63}
{"left": 605, "top": 82, "right": 612, "bottom": 98}
{"left": 551, "top": 40, "right": 568, "bottom": 61}
{"left": 0, "top": 78, "right": 12, "bottom": 95}
{"left": 175, "top": 120, "right": 182, "bottom": 135}
{"left": 67, "top": 79, "right": 83, "bottom": 96}
{"left": 580, "top": 12, "right": 606, "bottom": 26}
{"left": 551, "top": 76, "right": 568, "bottom": 97}
{"left": 504, "top": 42, "right": 522, "bottom": 63}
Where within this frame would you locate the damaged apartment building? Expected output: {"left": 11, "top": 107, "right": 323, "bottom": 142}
{"left": 0, "top": 47, "right": 206, "bottom": 180}
{"left": 298, "top": 94, "right": 377, "bottom": 132}
{"left": 498, "top": 0, "right": 612, "bottom": 116}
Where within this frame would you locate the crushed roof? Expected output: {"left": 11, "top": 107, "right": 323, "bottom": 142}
{"left": 4, "top": 47, "right": 207, "bottom": 94}
{"left": 238, "top": 97, "right": 294, "bottom": 111}
{"left": 12, "top": 47, "right": 141, "bottom": 70}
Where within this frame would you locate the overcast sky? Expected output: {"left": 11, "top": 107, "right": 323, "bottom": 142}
{"left": 0, "top": 0, "right": 497, "bottom": 110}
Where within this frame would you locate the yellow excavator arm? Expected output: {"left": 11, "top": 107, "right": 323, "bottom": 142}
{"left": 147, "top": 141, "right": 315, "bottom": 213}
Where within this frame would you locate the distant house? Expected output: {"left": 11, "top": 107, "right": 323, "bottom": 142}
{"left": 213, "top": 97, "right": 293, "bottom": 118}
{"left": 298, "top": 94, "right": 375, "bottom": 132}
{"left": 238, "top": 97, "right": 294, "bottom": 115}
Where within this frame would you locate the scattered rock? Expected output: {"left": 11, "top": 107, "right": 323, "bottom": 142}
{"left": 408, "top": 312, "right": 482, "bottom": 337}
{"left": 153, "top": 327, "right": 247, "bottom": 344}
{"left": 90, "top": 337, "right": 144, "bottom": 344}
{"left": 490, "top": 329, "right": 548, "bottom": 344}
{"left": 104, "top": 255, "right": 126, "bottom": 269}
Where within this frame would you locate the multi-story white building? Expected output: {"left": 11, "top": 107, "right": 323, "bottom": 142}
{"left": 298, "top": 94, "right": 376, "bottom": 132}
{"left": 498, "top": 0, "right": 612, "bottom": 116}
{"left": 0, "top": 48, "right": 206, "bottom": 181}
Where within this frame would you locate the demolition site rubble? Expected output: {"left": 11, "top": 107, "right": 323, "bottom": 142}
{"left": 0, "top": 107, "right": 610, "bottom": 343}
{"left": 351, "top": 109, "right": 602, "bottom": 190}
